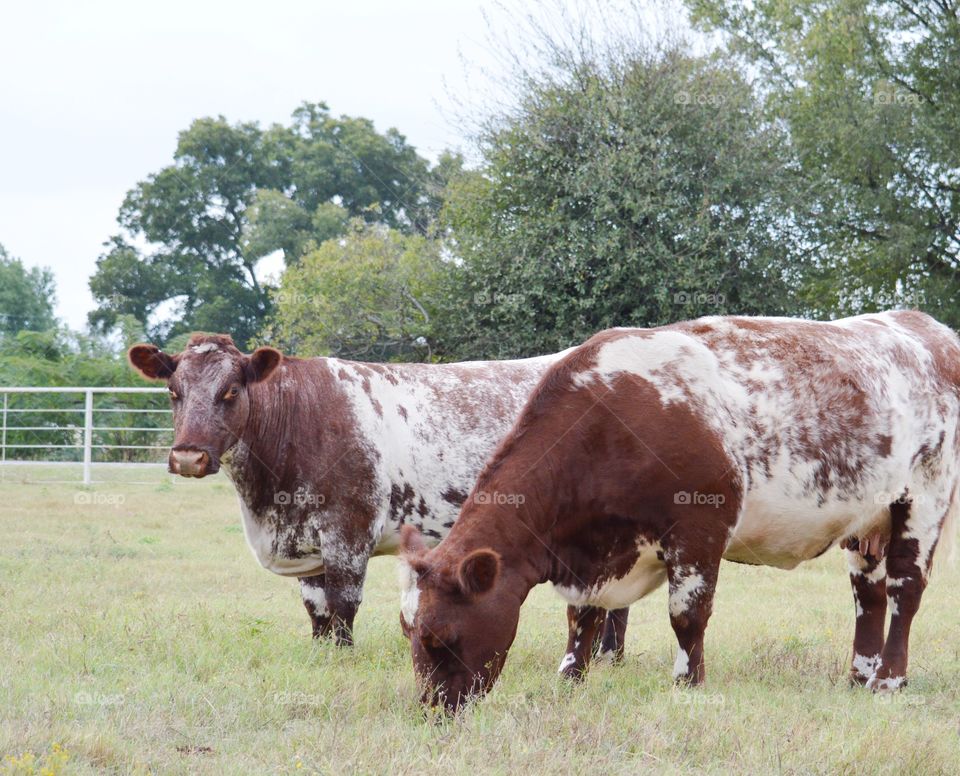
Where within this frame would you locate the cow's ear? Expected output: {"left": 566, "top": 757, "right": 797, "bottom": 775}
{"left": 128, "top": 344, "right": 178, "bottom": 380}
{"left": 457, "top": 548, "right": 500, "bottom": 597}
{"left": 244, "top": 347, "right": 282, "bottom": 383}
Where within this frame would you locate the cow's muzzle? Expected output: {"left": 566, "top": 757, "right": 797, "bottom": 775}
{"left": 168, "top": 446, "right": 219, "bottom": 477}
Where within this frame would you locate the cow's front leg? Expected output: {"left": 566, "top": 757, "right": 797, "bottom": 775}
{"left": 843, "top": 541, "right": 887, "bottom": 686}
{"left": 299, "top": 573, "right": 334, "bottom": 639}
{"left": 558, "top": 605, "right": 606, "bottom": 680}
{"left": 321, "top": 562, "right": 369, "bottom": 647}
{"left": 867, "top": 498, "right": 943, "bottom": 693}
{"left": 593, "top": 607, "right": 629, "bottom": 664}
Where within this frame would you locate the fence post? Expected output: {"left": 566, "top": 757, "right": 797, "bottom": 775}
{"left": 83, "top": 389, "right": 93, "bottom": 485}
{"left": 1, "top": 392, "right": 7, "bottom": 466}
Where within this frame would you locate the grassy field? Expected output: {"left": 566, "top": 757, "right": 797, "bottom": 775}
{"left": 2, "top": 470, "right": 959, "bottom": 775}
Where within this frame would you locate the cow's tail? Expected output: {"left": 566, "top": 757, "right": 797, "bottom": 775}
{"left": 932, "top": 483, "right": 960, "bottom": 575}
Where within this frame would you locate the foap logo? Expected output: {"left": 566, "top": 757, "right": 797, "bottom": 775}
{"left": 873, "top": 692, "right": 925, "bottom": 707}
{"left": 674, "top": 91, "right": 725, "bottom": 106}
{"left": 673, "top": 291, "right": 725, "bottom": 306}
{"left": 74, "top": 691, "right": 125, "bottom": 706}
{"left": 873, "top": 490, "right": 926, "bottom": 506}
{"left": 274, "top": 291, "right": 319, "bottom": 307}
{"left": 674, "top": 491, "right": 725, "bottom": 508}
{"left": 274, "top": 490, "right": 326, "bottom": 507}
{"left": 474, "top": 490, "right": 525, "bottom": 508}
{"left": 473, "top": 291, "right": 526, "bottom": 306}
{"left": 672, "top": 688, "right": 725, "bottom": 707}
{"left": 273, "top": 691, "right": 325, "bottom": 707}
{"left": 74, "top": 492, "right": 125, "bottom": 507}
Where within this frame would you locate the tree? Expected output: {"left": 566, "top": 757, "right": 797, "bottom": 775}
{"left": 436, "top": 41, "right": 807, "bottom": 359}
{"left": 0, "top": 243, "right": 57, "bottom": 335}
{"left": 686, "top": 0, "right": 960, "bottom": 325}
{"left": 264, "top": 220, "right": 449, "bottom": 360}
{"left": 89, "top": 103, "right": 455, "bottom": 346}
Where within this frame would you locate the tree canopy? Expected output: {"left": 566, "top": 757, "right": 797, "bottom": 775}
{"left": 687, "top": 0, "right": 960, "bottom": 325}
{"left": 435, "top": 44, "right": 807, "bottom": 359}
{"left": 89, "top": 103, "right": 457, "bottom": 346}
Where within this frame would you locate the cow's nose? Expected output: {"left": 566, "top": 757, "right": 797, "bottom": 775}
{"left": 169, "top": 449, "right": 209, "bottom": 477}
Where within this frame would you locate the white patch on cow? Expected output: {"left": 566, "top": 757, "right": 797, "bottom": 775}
{"left": 866, "top": 672, "right": 906, "bottom": 693}
{"left": 888, "top": 595, "right": 900, "bottom": 617}
{"left": 852, "top": 652, "right": 880, "bottom": 679}
{"left": 235, "top": 497, "right": 325, "bottom": 577}
{"left": 852, "top": 589, "right": 863, "bottom": 618}
{"left": 668, "top": 567, "right": 704, "bottom": 617}
{"left": 190, "top": 342, "right": 219, "bottom": 354}
{"left": 553, "top": 541, "right": 666, "bottom": 609}
{"left": 397, "top": 559, "right": 420, "bottom": 627}
{"left": 673, "top": 648, "right": 690, "bottom": 679}
{"left": 328, "top": 352, "right": 569, "bottom": 556}
{"left": 886, "top": 577, "right": 905, "bottom": 589}
{"left": 558, "top": 652, "right": 577, "bottom": 673}
{"left": 299, "top": 579, "right": 331, "bottom": 618}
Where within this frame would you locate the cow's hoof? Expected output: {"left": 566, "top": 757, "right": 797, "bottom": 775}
{"left": 866, "top": 673, "right": 906, "bottom": 693}
{"left": 557, "top": 652, "right": 587, "bottom": 681}
{"left": 849, "top": 653, "right": 880, "bottom": 686}
{"left": 593, "top": 647, "right": 623, "bottom": 666}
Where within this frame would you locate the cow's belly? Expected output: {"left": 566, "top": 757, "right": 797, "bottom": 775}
{"left": 724, "top": 488, "right": 890, "bottom": 569}
{"left": 554, "top": 542, "right": 667, "bottom": 609}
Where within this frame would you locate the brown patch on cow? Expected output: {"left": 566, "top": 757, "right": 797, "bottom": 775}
{"left": 397, "top": 404, "right": 408, "bottom": 421}
{"left": 441, "top": 487, "right": 467, "bottom": 507}
{"left": 390, "top": 482, "right": 417, "bottom": 523}
{"left": 337, "top": 368, "right": 355, "bottom": 383}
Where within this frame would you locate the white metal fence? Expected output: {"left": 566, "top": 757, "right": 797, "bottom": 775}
{"left": 0, "top": 387, "right": 173, "bottom": 484}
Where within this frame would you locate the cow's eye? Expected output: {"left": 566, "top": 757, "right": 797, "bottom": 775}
{"left": 222, "top": 385, "right": 240, "bottom": 401}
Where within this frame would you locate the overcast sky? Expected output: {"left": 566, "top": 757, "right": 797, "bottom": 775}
{"left": 0, "top": 0, "right": 678, "bottom": 330}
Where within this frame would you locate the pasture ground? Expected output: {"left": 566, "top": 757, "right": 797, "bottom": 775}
{"left": 2, "top": 469, "right": 959, "bottom": 774}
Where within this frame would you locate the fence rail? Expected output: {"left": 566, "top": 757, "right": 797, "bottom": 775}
{"left": 0, "top": 387, "right": 172, "bottom": 484}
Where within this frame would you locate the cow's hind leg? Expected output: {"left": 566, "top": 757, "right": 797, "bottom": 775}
{"left": 845, "top": 545, "right": 887, "bottom": 686}
{"left": 665, "top": 551, "right": 721, "bottom": 686}
{"left": 593, "top": 607, "right": 629, "bottom": 664}
{"left": 558, "top": 605, "right": 606, "bottom": 680}
{"left": 867, "top": 496, "right": 945, "bottom": 693}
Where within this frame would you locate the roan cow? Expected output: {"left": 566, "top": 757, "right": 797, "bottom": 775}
{"left": 128, "top": 333, "right": 627, "bottom": 666}
{"left": 400, "top": 311, "right": 960, "bottom": 711}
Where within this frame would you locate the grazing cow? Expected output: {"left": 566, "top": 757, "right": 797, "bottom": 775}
{"left": 127, "top": 333, "right": 626, "bottom": 657}
{"left": 400, "top": 311, "right": 960, "bottom": 711}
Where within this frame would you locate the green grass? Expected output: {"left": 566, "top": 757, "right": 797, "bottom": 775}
{"left": 2, "top": 472, "right": 959, "bottom": 774}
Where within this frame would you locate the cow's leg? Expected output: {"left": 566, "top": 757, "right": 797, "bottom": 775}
{"left": 594, "top": 607, "right": 629, "bottom": 664}
{"left": 299, "top": 573, "right": 334, "bottom": 639}
{"left": 845, "top": 545, "right": 887, "bottom": 686}
{"left": 322, "top": 563, "right": 368, "bottom": 647}
{"left": 867, "top": 497, "right": 944, "bottom": 693}
{"left": 666, "top": 552, "right": 721, "bottom": 686}
{"left": 558, "top": 605, "right": 606, "bottom": 680}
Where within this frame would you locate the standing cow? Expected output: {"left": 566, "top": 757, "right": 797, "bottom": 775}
{"left": 400, "top": 311, "right": 960, "bottom": 711}
{"left": 127, "top": 333, "right": 626, "bottom": 663}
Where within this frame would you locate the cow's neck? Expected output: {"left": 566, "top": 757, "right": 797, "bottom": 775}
{"left": 437, "top": 457, "right": 569, "bottom": 595}
{"left": 223, "top": 358, "right": 347, "bottom": 510}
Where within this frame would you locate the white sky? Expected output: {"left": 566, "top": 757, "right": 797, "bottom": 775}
{"left": 0, "top": 0, "right": 682, "bottom": 329}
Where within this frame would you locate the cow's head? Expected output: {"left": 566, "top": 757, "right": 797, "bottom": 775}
{"left": 399, "top": 526, "right": 522, "bottom": 713}
{"left": 128, "top": 334, "right": 282, "bottom": 477}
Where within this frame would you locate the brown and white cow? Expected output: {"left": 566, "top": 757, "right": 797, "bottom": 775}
{"left": 127, "top": 333, "right": 626, "bottom": 662}
{"left": 400, "top": 311, "right": 960, "bottom": 711}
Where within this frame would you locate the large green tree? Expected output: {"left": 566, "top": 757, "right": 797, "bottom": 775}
{"left": 0, "top": 243, "right": 57, "bottom": 335}
{"left": 264, "top": 220, "right": 448, "bottom": 360}
{"left": 686, "top": 0, "right": 960, "bottom": 325}
{"left": 90, "top": 103, "right": 455, "bottom": 346}
{"left": 436, "top": 45, "right": 807, "bottom": 359}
